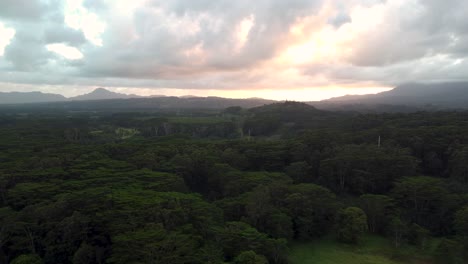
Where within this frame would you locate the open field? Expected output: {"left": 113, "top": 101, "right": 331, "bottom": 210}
{"left": 289, "top": 235, "right": 436, "bottom": 264}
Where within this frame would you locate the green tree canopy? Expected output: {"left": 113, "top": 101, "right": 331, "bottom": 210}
{"left": 336, "top": 207, "right": 368, "bottom": 244}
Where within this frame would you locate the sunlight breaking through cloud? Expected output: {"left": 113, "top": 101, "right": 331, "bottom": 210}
{"left": 0, "top": 22, "right": 15, "bottom": 56}
{"left": 64, "top": 0, "right": 106, "bottom": 46}
{"left": 46, "top": 43, "right": 84, "bottom": 60}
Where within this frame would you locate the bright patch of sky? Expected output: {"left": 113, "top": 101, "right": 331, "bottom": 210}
{"left": 0, "top": 22, "right": 15, "bottom": 56}
{"left": 64, "top": 0, "right": 106, "bottom": 46}
{"left": 46, "top": 43, "right": 84, "bottom": 60}
{"left": 235, "top": 15, "right": 255, "bottom": 53}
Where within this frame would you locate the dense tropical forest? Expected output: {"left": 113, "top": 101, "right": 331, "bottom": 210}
{"left": 1, "top": 102, "right": 468, "bottom": 264}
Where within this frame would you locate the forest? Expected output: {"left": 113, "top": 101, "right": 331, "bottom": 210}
{"left": 1, "top": 102, "right": 468, "bottom": 264}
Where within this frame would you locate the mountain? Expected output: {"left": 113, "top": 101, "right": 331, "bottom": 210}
{"left": 250, "top": 101, "right": 322, "bottom": 115}
{"left": 321, "top": 82, "right": 468, "bottom": 109}
{"left": 0, "top": 96, "right": 276, "bottom": 111}
{"left": 244, "top": 101, "right": 339, "bottom": 136}
{"left": 69, "top": 88, "right": 141, "bottom": 101}
{"left": 2, "top": 82, "right": 467, "bottom": 110}
{"left": 248, "top": 101, "right": 330, "bottom": 126}
{"left": 0, "top": 86, "right": 275, "bottom": 109}
{"left": 0, "top": 91, "right": 66, "bottom": 105}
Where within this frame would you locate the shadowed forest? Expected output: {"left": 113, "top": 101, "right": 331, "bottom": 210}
{"left": 1, "top": 102, "right": 468, "bottom": 264}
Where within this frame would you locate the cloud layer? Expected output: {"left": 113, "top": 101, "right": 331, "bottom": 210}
{"left": 0, "top": 0, "right": 467, "bottom": 100}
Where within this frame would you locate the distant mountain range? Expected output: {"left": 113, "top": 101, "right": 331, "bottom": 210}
{"left": 318, "top": 82, "right": 468, "bottom": 109}
{"left": 0, "top": 88, "right": 165, "bottom": 105}
{"left": 0, "top": 96, "right": 275, "bottom": 111}
{"left": 0, "top": 88, "right": 274, "bottom": 109}
{"left": 1, "top": 83, "right": 468, "bottom": 111}
{"left": 0, "top": 91, "right": 66, "bottom": 104}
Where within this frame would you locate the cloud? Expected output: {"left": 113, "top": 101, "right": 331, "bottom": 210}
{"left": 0, "top": 0, "right": 467, "bottom": 100}
{"left": 46, "top": 43, "right": 84, "bottom": 60}
{"left": 74, "top": 0, "right": 327, "bottom": 81}
{"left": 44, "top": 24, "right": 86, "bottom": 45}
{"left": 3, "top": 28, "right": 52, "bottom": 71}
{"left": 0, "top": 0, "right": 49, "bottom": 21}
{"left": 64, "top": 0, "right": 106, "bottom": 46}
{"left": 0, "top": 23, "right": 15, "bottom": 56}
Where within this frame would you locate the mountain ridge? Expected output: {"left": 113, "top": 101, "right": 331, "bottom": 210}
{"left": 318, "top": 82, "right": 468, "bottom": 109}
{"left": 2, "top": 83, "right": 468, "bottom": 110}
{"left": 0, "top": 91, "right": 66, "bottom": 104}
{"left": 0, "top": 88, "right": 163, "bottom": 105}
{"left": 69, "top": 88, "right": 142, "bottom": 101}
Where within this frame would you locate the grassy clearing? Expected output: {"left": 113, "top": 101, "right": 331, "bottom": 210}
{"left": 289, "top": 235, "right": 435, "bottom": 264}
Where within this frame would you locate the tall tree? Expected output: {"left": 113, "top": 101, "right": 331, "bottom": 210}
{"left": 336, "top": 207, "right": 368, "bottom": 244}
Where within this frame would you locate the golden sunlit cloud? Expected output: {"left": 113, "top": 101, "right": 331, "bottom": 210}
{"left": 0, "top": 23, "right": 15, "bottom": 56}
{"left": 235, "top": 14, "right": 255, "bottom": 53}
{"left": 273, "top": 6, "right": 350, "bottom": 66}
{"left": 46, "top": 44, "right": 84, "bottom": 60}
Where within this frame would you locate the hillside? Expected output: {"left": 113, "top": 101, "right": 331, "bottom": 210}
{"left": 320, "top": 82, "right": 468, "bottom": 109}
{"left": 0, "top": 91, "right": 66, "bottom": 104}
{"left": 244, "top": 101, "right": 339, "bottom": 136}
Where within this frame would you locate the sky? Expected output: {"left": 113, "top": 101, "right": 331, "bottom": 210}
{"left": 0, "top": 0, "right": 467, "bottom": 101}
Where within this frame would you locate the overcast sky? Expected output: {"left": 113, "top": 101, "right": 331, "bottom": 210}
{"left": 0, "top": 0, "right": 467, "bottom": 100}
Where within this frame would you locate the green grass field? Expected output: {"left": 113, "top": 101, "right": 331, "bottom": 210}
{"left": 289, "top": 235, "right": 435, "bottom": 264}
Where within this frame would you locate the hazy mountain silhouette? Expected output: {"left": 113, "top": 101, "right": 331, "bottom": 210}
{"left": 0, "top": 87, "right": 275, "bottom": 109}
{"left": 323, "top": 82, "right": 468, "bottom": 108}
{"left": 1, "top": 83, "right": 468, "bottom": 110}
{"left": 69, "top": 88, "right": 141, "bottom": 101}
{"left": 0, "top": 96, "right": 275, "bottom": 110}
{"left": 0, "top": 91, "right": 66, "bottom": 105}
